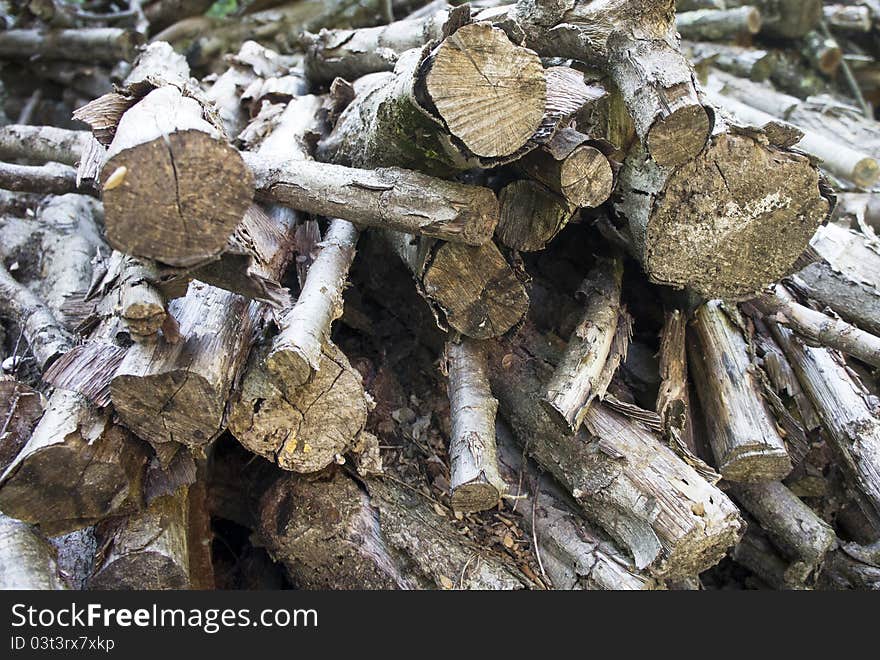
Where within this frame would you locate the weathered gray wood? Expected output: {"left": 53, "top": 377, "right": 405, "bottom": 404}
{"left": 0, "top": 515, "right": 67, "bottom": 590}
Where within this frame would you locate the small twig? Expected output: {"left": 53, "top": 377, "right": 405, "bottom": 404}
{"left": 821, "top": 21, "right": 872, "bottom": 119}
{"left": 530, "top": 476, "right": 552, "bottom": 588}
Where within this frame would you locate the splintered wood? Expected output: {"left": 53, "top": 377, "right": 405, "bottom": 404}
{"left": 3, "top": 0, "right": 880, "bottom": 591}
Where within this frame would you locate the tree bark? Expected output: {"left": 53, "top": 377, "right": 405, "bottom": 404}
{"left": 685, "top": 42, "right": 777, "bottom": 82}
{"left": 688, "top": 301, "right": 792, "bottom": 482}
{"left": 257, "top": 468, "right": 528, "bottom": 589}
{"left": 487, "top": 323, "right": 744, "bottom": 578}
{"left": 0, "top": 515, "right": 67, "bottom": 589}
{"left": 0, "top": 124, "right": 90, "bottom": 166}
{"left": 0, "top": 377, "right": 44, "bottom": 474}
{"left": 444, "top": 337, "right": 507, "bottom": 513}
{"left": 542, "top": 255, "right": 626, "bottom": 434}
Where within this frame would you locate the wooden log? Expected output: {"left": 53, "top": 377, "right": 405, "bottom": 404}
{"left": 444, "top": 338, "right": 507, "bottom": 512}
{"left": 756, "top": 284, "right": 880, "bottom": 369}
{"left": 512, "top": 0, "right": 713, "bottom": 168}
{"left": 820, "top": 545, "right": 880, "bottom": 590}
{"left": 801, "top": 30, "right": 843, "bottom": 76}
{"left": 0, "top": 27, "right": 143, "bottom": 63}
{"left": 495, "top": 421, "right": 654, "bottom": 590}
{"left": 731, "top": 525, "right": 808, "bottom": 590}
{"left": 771, "top": 323, "right": 880, "bottom": 532}
{"left": 514, "top": 127, "right": 615, "bottom": 209}
{"left": 542, "top": 255, "right": 625, "bottom": 434}
{"left": 495, "top": 179, "right": 574, "bottom": 252}
{"left": 823, "top": 4, "right": 873, "bottom": 33}
{"left": 304, "top": 8, "right": 450, "bottom": 85}
{"left": 0, "top": 389, "right": 150, "bottom": 536}
{"left": 790, "top": 223, "right": 880, "bottom": 336}
{"left": 318, "top": 22, "right": 548, "bottom": 175}
{"left": 246, "top": 155, "right": 500, "bottom": 245}
{"left": 725, "top": 0, "right": 822, "bottom": 38}
{"left": 615, "top": 129, "right": 831, "bottom": 299}
{"left": 0, "top": 515, "right": 67, "bottom": 589}
{"left": 656, "top": 309, "right": 720, "bottom": 483}
{"left": 487, "top": 323, "right": 744, "bottom": 578}
{"left": 257, "top": 468, "right": 528, "bottom": 589}
{"left": 88, "top": 487, "right": 191, "bottom": 589}
{"left": 688, "top": 301, "right": 792, "bottom": 482}
{"left": 73, "top": 42, "right": 254, "bottom": 267}
{"left": 110, "top": 281, "right": 257, "bottom": 448}
{"left": 144, "top": 0, "right": 215, "bottom": 33}
{"left": 383, "top": 233, "right": 528, "bottom": 339}
{"left": 118, "top": 257, "right": 170, "bottom": 340}
{"left": 676, "top": 7, "right": 762, "bottom": 41}
{"left": 685, "top": 42, "right": 778, "bottom": 82}
{"left": 729, "top": 481, "right": 836, "bottom": 586}
{"left": 0, "top": 161, "right": 94, "bottom": 196}
{"left": 264, "top": 218, "right": 358, "bottom": 391}
{"left": 0, "top": 124, "right": 90, "bottom": 166}
{"left": 0, "top": 262, "right": 72, "bottom": 373}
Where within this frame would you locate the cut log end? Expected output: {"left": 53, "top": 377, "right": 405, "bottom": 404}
{"left": 718, "top": 446, "right": 794, "bottom": 483}
{"left": 645, "top": 133, "right": 829, "bottom": 298}
{"left": 425, "top": 23, "right": 546, "bottom": 159}
{"left": 496, "top": 179, "right": 573, "bottom": 252}
{"left": 560, "top": 145, "right": 615, "bottom": 208}
{"left": 87, "top": 552, "right": 189, "bottom": 590}
{"left": 423, "top": 241, "right": 528, "bottom": 339}
{"left": 853, "top": 157, "right": 880, "bottom": 189}
{"left": 646, "top": 103, "right": 712, "bottom": 168}
{"left": 449, "top": 480, "right": 500, "bottom": 514}
{"left": 102, "top": 130, "right": 254, "bottom": 267}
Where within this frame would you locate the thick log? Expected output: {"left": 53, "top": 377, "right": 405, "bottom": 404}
{"left": 258, "top": 468, "right": 528, "bottom": 589}
{"left": 487, "top": 323, "right": 744, "bottom": 578}
{"left": 542, "top": 255, "right": 625, "bottom": 434}
{"left": 729, "top": 481, "right": 836, "bottom": 586}
{"left": 514, "top": 127, "right": 614, "bottom": 209}
{"left": 444, "top": 338, "right": 507, "bottom": 512}
{"left": 73, "top": 42, "right": 254, "bottom": 267}
{"left": 676, "top": 7, "right": 762, "bottom": 41}
{"left": 384, "top": 233, "right": 528, "bottom": 339}
{"left": 111, "top": 281, "right": 258, "bottom": 448}
{"left": 318, "top": 23, "right": 547, "bottom": 174}
{"left": 756, "top": 284, "right": 880, "bottom": 369}
{"left": 495, "top": 421, "right": 654, "bottom": 590}
{"left": 0, "top": 27, "right": 142, "bottom": 63}
{"left": 88, "top": 487, "right": 191, "bottom": 589}
{"left": 0, "top": 389, "right": 149, "bottom": 536}
{"left": 246, "top": 155, "right": 500, "bottom": 245}
{"left": 725, "top": 0, "right": 822, "bottom": 38}
{"left": 790, "top": 223, "right": 880, "bottom": 336}
{"left": 495, "top": 179, "right": 574, "bottom": 252}
{"left": 0, "top": 515, "right": 67, "bottom": 589}
{"left": 228, "top": 342, "right": 370, "bottom": 472}
{"left": 616, "top": 130, "right": 830, "bottom": 299}
{"left": 771, "top": 323, "right": 880, "bottom": 531}
{"left": 688, "top": 301, "right": 792, "bottom": 482}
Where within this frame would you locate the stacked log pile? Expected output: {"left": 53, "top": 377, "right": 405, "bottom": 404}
{"left": 1, "top": 0, "right": 879, "bottom": 590}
